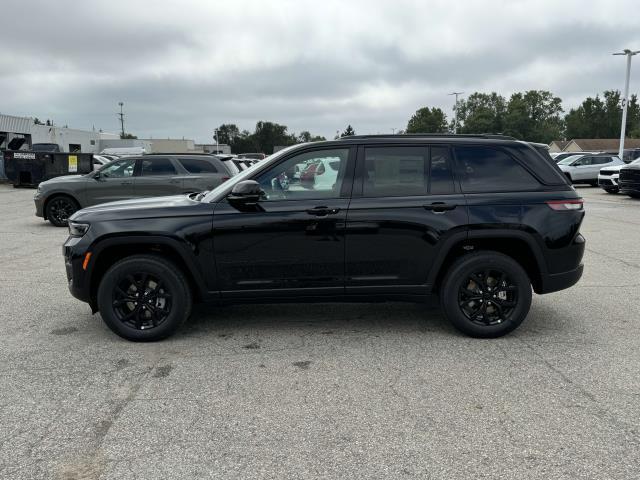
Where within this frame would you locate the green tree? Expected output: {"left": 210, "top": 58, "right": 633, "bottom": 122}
{"left": 120, "top": 133, "right": 137, "bottom": 139}
{"left": 340, "top": 125, "right": 356, "bottom": 137}
{"left": 216, "top": 124, "right": 240, "bottom": 145}
{"left": 406, "top": 107, "right": 448, "bottom": 133}
{"left": 502, "top": 90, "right": 564, "bottom": 143}
{"left": 230, "top": 130, "right": 258, "bottom": 154}
{"left": 456, "top": 92, "right": 506, "bottom": 134}
{"left": 297, "top": 131, "right": 326, "bottom": 142}
{"left": 565, "top": 90, "right": 640, "bottom": 139}
{"left": 33, "top": 117, "right": 44, "bottom": 125}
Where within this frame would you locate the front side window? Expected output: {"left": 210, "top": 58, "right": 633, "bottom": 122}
{"left": 256, "top": 148, "right": 349, "bottom": 200}
{"left": 455, "top": 146, "right": 540, "bottom": 192}
{"left": 141, "top": 158, "right": 177, "bottom": 176}
{"left": 99, "top": 158, "right": 135, "bottom": 178}
{"left": 363, "top": 147, "right": 427, "bottom": 197}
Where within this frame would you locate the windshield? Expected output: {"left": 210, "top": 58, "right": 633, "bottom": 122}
{"left": 557, "top": 155, "right": 582, "bottom": 165}
{"left": 202, "top": 144, "right": 301, "bottom": 203}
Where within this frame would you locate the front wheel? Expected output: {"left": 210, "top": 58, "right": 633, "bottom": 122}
{"left": 97, "top": 255, "right": 192, "bottom": 341}
{"left": 604, "top": 188, "right": 619, "bottom": 194}
{"left": 440, "top": 252, "right": 532, "bottom": 338}
{"left": 46, "top": 195, "right": 79, "bottom": 227}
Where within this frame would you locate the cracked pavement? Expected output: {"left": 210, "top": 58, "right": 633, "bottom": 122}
{"left": 0, "top": 184, "right": 639, "bottom": 479}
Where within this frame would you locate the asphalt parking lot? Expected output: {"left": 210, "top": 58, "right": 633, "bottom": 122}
{"left": 0, "top": 183, "right": 639, "bottom": 479}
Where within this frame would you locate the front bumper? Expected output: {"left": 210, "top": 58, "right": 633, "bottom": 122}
{"left": 619, "top": 180, "right": 640, "bottom": 195}
{"left": 597, "top": 175, "right": 619, "bottom": 189}
{"left": 63, "top": 235, "right": 92, "bottom": 303}
{"left": 34, "top": 192, "right": 45, "bottom": 217}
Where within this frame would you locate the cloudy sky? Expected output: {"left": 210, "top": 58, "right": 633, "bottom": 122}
{"left": 1, "top": 0, "right": 639, "bottom": 142}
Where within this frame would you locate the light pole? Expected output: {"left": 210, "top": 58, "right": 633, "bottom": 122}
{"left": 391, "top": 128, "right": 397, "bottom": 134}
{"left": 449, "top": 92, "right": 463, "bottom": 134}
{"left": 613, "top": 49, "right": 640, "bottom": 160}
{"left": 213, "top": 129, "right": 219, "bottom": 153}
{"left": 117, "top": 102, "right": 125, "bottom": 138}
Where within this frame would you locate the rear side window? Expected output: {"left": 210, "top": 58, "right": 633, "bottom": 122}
{"left": 363, "top": 147, "right": 427, "bottom": 197}
{"left": 454, "top": 146, "right": 540, "bottom": 192}
{"left": 178, "top": 158, "right": 218, "bottom": 173}
{"left": 141, "top": 157, "right": 177, "bottom": 176}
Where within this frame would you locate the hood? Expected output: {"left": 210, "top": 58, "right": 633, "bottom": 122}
{"left": 558, "top": 165, "right": 572, "bottom": 172}
{"left": 40, "top": 174, "right": 89, "bottom": 187}
{"left": 70, "top": 194, "right": 212, "bottom": 223}
{"left": 621, "top": 162, "right": 640, "bottom": 171}
{"left": 600, "top": 164, "right": 625, "bottom": 173}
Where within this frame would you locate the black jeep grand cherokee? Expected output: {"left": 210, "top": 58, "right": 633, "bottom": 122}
{"left": 63, "top": 135, "right": 585, "bottom": 341}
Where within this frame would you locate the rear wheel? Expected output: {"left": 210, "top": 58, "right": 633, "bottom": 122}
{"left": 440, "top": 252, "right": 532, "bottom": 338}
{"left": 97, "top": 255, "right": 192, "bottom": 341}
{"left": 46, "top": 195, "right": 79, "bottom": 227}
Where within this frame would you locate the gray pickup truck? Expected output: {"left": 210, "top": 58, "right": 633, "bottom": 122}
{"left": 34, "top": 154, "right": 235, "bottom": 226}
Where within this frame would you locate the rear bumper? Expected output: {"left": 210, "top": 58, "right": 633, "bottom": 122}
{"left": 539, "top": 264, "right": 584, "bottom": 294}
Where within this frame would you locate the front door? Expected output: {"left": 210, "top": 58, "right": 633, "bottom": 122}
{"left": 213, "top": 146, "right": 355, "bottom": 297}
{"left": 345, "top": 144, "right": 468, "bottom": 294}
{"left": 87, "top": 157, "right": 136, "bottom": 205}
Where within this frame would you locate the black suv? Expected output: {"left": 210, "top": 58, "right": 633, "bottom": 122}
{"left": 63, "top": 135, "right": 585, "bottom": 341}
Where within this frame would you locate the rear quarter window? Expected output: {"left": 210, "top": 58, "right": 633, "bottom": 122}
{"left": 454, "top": 146, "right": 541, "bottom": 193}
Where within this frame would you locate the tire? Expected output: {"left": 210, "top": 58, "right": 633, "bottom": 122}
{"left": 45, "top": 195, "right": 79, "bottom": 227}
{"left": 439, "top": 251, "right": 532, "bottom": 338}
{"left": 97, "top": 255, "right": 192, "bottom": 341}
{"left": 589, "top": 180, "right": 598, "bottom": 187}
{"left": 628, "top": 192, "right": 640, "bottom": 199}
{"left": 604, "top": 188, "right": 619, "bottom": 194}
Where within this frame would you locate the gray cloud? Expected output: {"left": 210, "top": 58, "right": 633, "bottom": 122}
{"left": 1, "top": 0, "right": 640, "bottom": 141}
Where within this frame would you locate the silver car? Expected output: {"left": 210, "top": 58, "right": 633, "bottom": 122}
{"left": 34, "top": 154, "right": 234, "bottom": 226}
{"left": 557, "top": 154, "right": 624, "bottom": 186}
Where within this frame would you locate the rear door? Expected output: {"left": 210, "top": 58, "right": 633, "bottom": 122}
{"left": 345, "top": 144, "right": 468, "bottom": 294}
{"left": 134, "top": 156, "right": 183, "bottom": 197}
{"left": 571, "top": 156, "right": 593, "bottom": 180}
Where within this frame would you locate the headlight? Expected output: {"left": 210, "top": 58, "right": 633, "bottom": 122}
{"left": 68, "top": 221, "right": 90, "bottom": 237}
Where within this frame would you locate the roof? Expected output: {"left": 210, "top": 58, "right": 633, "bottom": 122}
{"left": 566, "top": 138, "right": 640, "bottom": 151}
{"left": 549, "top": 140, "right": 570, "bottom": 149}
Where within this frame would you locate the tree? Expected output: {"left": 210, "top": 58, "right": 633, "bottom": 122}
{"left": 297, "top": 131, "right": 326, "bottom": 142}
{"left": 340, "top": 125, "right": 356, "bottom": 137}
{"left": 502, "top": 90, "right": 564, "bottom": 143}
{"left": 406, "top": 107, "right": 448, "bottom": 133}
{"left": 215, "top": 124, "right": 240, "bottom": 145}
{"left": 33, "top": 117, "right": 44, "bottom": 125}
{"left": 120, "top": 133, "right": 137, "bottom": 139}
{"left": 565, "top": 90, "right": 640, "bottom": 139}
{"left": 456, "top": 92, "right": 506, "bottom": 134}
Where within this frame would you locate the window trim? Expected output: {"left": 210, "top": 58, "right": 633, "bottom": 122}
{"left": 452, "top": 144, "right": 544, "bottom": 194}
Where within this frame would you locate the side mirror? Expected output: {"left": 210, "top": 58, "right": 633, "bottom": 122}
{"left": 227, "top": 180, "right": 263, "bottom": 206}
{"left": 93, "top": 171, "right": 102, "bottom": 180}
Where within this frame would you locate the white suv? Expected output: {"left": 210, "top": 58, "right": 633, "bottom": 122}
{"left": 558, "top": 154, "right": 624, "bottom": 186}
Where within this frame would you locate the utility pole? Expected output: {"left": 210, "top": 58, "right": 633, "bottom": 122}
{"left": 117, "top": 102, "right": 125, "bottom": 138}
{"left": 391, "top": 128, "right": 396, "bottom": 134}
{"left": 613, "top": 50, "right": 640, "bottom": 160}
{"left": 214, "top": 129, "right": 219, "bottom": 153}
{"left": 449, "top": 92, "right": 464, "bottom": 134}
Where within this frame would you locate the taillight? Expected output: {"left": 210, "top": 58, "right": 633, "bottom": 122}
{"left": 546, "top": 199, "right": 584, "bottom": 211}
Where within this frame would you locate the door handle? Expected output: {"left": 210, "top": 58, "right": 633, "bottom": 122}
{"left": 423, "top": 202, "right": 456, "bottom": 214}
{"left": 306, "top": 206, "right": 341, "bottom": 216}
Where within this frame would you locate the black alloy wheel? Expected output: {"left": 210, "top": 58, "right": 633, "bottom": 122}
{"left": 46, "top": 196, "right": 78, "bottom": 227}
{"left": 458, "top": 269, "right": 518, "bottom": 326}
{"left": 97, "top": 255, "right": 192, "bottom": 341}
{"left": 440, "top": 251, "right": 532, "bottom": 338}
{"left": 112, "top": 273, "right": 173, "bottom": 330}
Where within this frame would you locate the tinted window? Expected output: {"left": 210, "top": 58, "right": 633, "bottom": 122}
{"left": 178, "top": 158, "right": 218, "bottom": 173}
{"left": 256, "top": 148, "right": 349, "bottom": 201}
{"left": 363, "top": 147, "right": 427, "bottom": 197}
{"left": 455, "top": 146, "right": 540, "bottom": 192}
{"left": 592, "top": 157, "right": 611, "bottom": 165}
{"left": 99, "top": 158, "right": 135, "bottom": 178}
{"left": 141, "top": 158, "right": 177, "bottom": 176}
{"left": 430, "top": 146, "right": 455, "bottom": 194}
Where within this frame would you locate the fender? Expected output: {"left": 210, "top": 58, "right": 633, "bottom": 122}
{"left": 87, "top": 234, "right": 216, "bottom": 302}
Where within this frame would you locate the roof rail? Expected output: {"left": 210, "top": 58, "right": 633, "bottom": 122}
{"left": 337, "top": 133, "right": 517, "bottom": 141}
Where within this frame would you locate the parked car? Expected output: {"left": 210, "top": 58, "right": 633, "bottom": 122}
{"left": 35, "top": 154, "right": 234, "bottom": 226}
{"left": 62, "top": 134, "right": 585, "bottom": 341}
{"left": 100, "top": 146, "right": 147, "bottom": 156}
{"left": 552, "top": 151, "right": 602, "bottom": 162}
{"left": 299, "top": 156, "right": 341, "bottom": 190}
{"left": 618, "top": 158, "right": 640, "bottom": 198}
{"left": 237, "top": 153, "right": 267, "bottom": 160}
{"left": 557, "top": 154, "right": 624, "bottom": 185}
{"left": 92, "top": 155, "right": 112, "bottom": 171}
{"left": 598, "top": 163, "right": 627, "bottom": 193}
